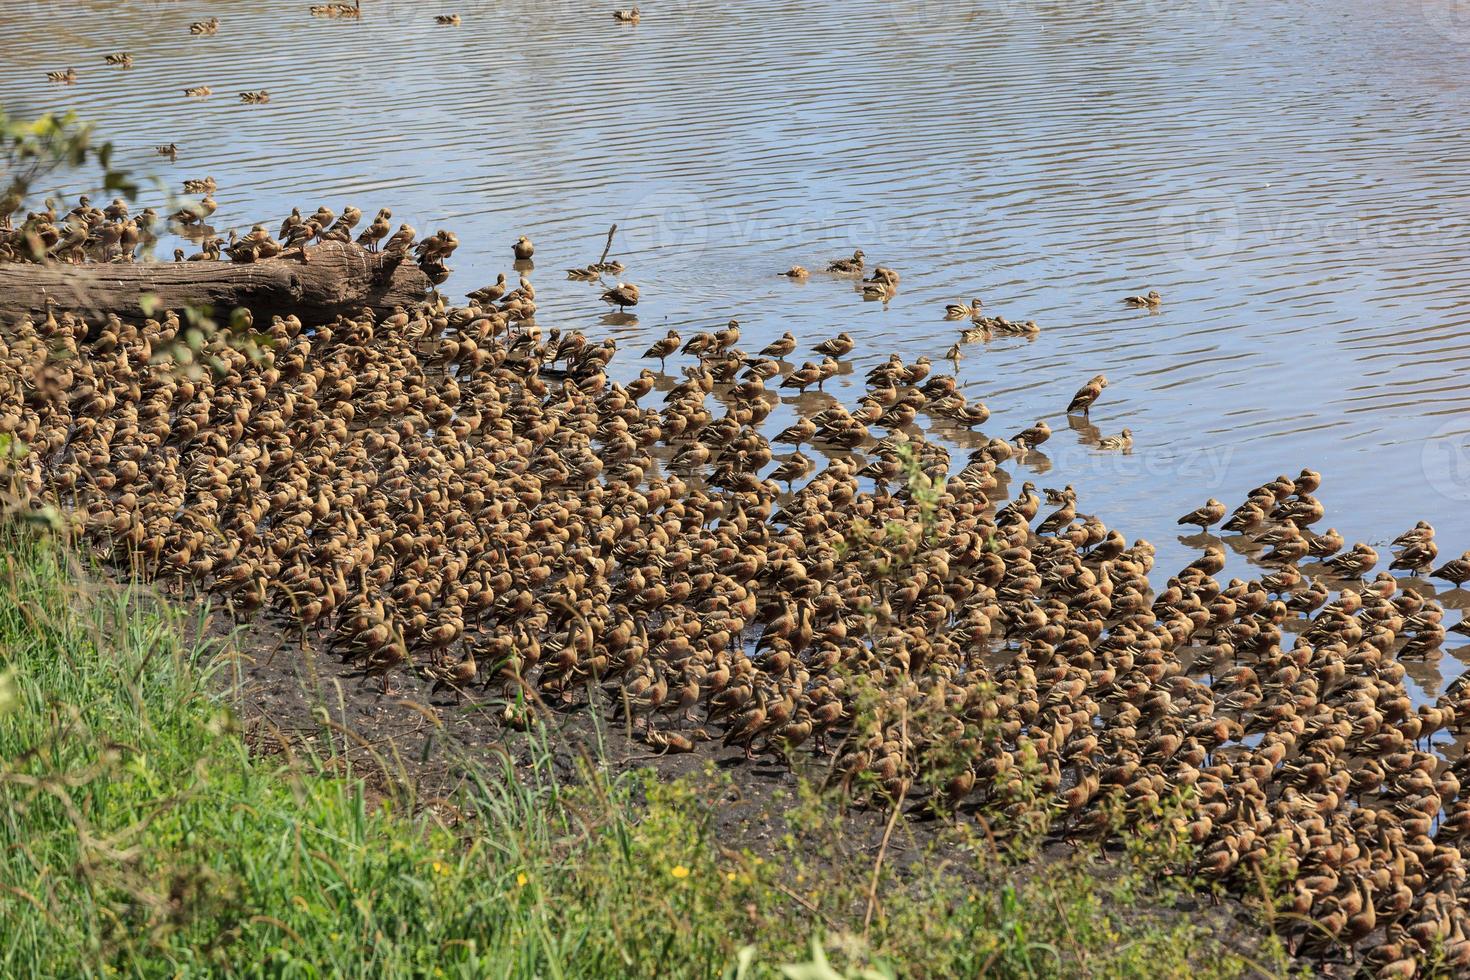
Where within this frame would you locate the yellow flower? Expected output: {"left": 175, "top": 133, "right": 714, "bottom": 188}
{"left": 726, "top": 871, "right": 736, "bottom": 882}
{"left": 431, "top": 861, "right": 452, "bottom": 877}
{"left": 516, "top": 872, "right": 529, "bottom": 888}
{"left": 671, "top": 865, "right": 691, "bottom": 879}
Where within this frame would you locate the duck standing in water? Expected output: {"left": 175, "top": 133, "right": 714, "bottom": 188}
{"left": 1066, "top": 374, "right": 1108, "bottom": 415}
{"left": 1010, "top": 419, "right": 1051, "bottom": 449}
{"left": 600, "top": 282, "right": 640, "bottom": 311}
{"left": 513, "top": 235, "right": 535, "bottom": 261}
{"left": 642, "top": 329, "right": 681, "bottom": 369}
{"left": 1432, "top": 551, "right": 1470, "bottom": 588}
{"left": 760, "top": 332, "right": 797, "bottom": 358}
{"left": 1177, "top": 498, "right": 1225, "bottom": 530}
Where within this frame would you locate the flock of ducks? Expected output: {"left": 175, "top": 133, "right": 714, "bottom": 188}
{"left": 0, "top": 195, "right": 163, "bottom": 263}
{"left": 42, "top": 0, "right": 645, "bottom": 90}
{"left": 0, "top": 196, "right": 464, "bottom": 287}
{"left": 6, "top": 10, "right": 1466, "bottom": 968}
{"left": 1, "top": 203, "right": 1468, "bottom": 972}
{"left": 5, "top": 20, "right": 1461, "bottom": 969}
{"left": 44, "top": 15, "right": 222, "bottom": 94}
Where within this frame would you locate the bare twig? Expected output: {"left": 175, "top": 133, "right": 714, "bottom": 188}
{"left": 862, "top": 703, "right": 908, "bottom": 937}
{"left": 598, "top": 224, "right": 617, "bottom": 266}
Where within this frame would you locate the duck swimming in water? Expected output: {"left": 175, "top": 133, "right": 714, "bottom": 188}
{"left": 944, "top": 298, "right": 984, "bottom": 320}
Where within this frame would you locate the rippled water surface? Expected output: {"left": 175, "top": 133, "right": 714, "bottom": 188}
{"left": 6, "top": 0, "right": 1470, "bottom": 689}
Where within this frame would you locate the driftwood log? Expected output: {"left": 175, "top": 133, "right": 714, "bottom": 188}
{"left": 0, "top": 242, "right": 432, "bottom": 325}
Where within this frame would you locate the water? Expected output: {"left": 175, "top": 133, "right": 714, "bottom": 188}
{"left": 5, "top": 0, "right": 1470, "bottom": 691}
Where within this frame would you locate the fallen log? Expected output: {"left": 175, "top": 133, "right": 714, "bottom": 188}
{"left": 0, "top": 242, "right": 432, "bottom": 325}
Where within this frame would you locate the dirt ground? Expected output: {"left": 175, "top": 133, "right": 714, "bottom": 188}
{"left": 180, "top": 596, "right": 1315, "bottom": 978}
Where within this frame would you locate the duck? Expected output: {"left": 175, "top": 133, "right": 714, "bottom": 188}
{"left": 1066, "top": 374, "right": 1108, "bottom": 415}
{"left": 959, "top": 323, "right": 990, "bottom": 343}
{"left": 513, "top": 236, "right": 535, "bottom": 261}
{"left": 357, "top": 208, "right": 392, "bottom": 251}
{"left": 714, "top": 319, "right": 741, "bottom": 350}
{"left": 46, "top": 68, "right": 78, "bottom": 84}
{"left": 770, "top": 451, "right": 814, "bottom": 487}
{"left": 812, "top": 333, "right": 855, "bottom": 358}
{"left": 1009, "top": 420, "right": 1051, "bottom": 448}
{"left": 989, "top": 316, "right": 1041, "bottom": 337}
{"left": 1432, "top": 552, "right": 1470, "bottom": 588}
{"left": 1306, "top": 527, "right": 1344, "bottom": 559}
{"left": 1391, "top": 539, "right": 1439, "bottom": 577}
{"left": 759, "top": 332, "right": 797, "bottom": 358}
{"left": 1124, "top": 290, "right": 1162, "bottom": 308}
{"left": 428, "top": 648, "right": 477, "bottom": 701}
{"left": 1325, "top": 543, "right": 1379, "bottom": 579}
{"left": 1187, "top": 546, "right": 1227, "bottom": 576}
{"left": 189, "top": 17, "right": 220, "bottom": 34}
{"left": 778, "top": 266, "right": 809, "bottom": 280}
{"left": 774, "top": 417, "right": 817, "bottom": 448}
{"left": 1177, "top": 499, "right": 1225, "bottom": 531}
{"left": 600, "top": 282, "right": 640, "bottom": 312}
{"left": 434, "top": 13, "right": 462, "bottom": 25}
{"left": 1097, "top": 429, "right": 1133, "bottom": 452}
{"left": 1392, "top": 521, "right": 1435, "bottom": 550}
{"left": 642, "top": 330, "right": 681, "bottom": 369}
{"left": 826, "top": 249, "right": 864, "bottom": 274}
{"left": 780, "top": 362, "right": 822, "bottom": 393}
{"left": 613, "top": 8, "right": 641, "bottom": 22}
{"left": 239, "top": 90, "right": 271, "bottom": 104}
{"left": 944, "top": 298, "right": 984, "bottom": 320}
{"left": 383, "top": 223, "right": 417, "bottom": 254}
{"left": 104, "top": 52, "right": 133, "bottom": 67}
{"left": 861, "top": 281, "right": 896, "bottom": 301}
{"left": 170, "top": 196, "right": 217, "bottom": 227}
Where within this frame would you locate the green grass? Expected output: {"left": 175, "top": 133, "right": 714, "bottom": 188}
{"left": 0, "top": 527, "right": 1278, "bottom": 978}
